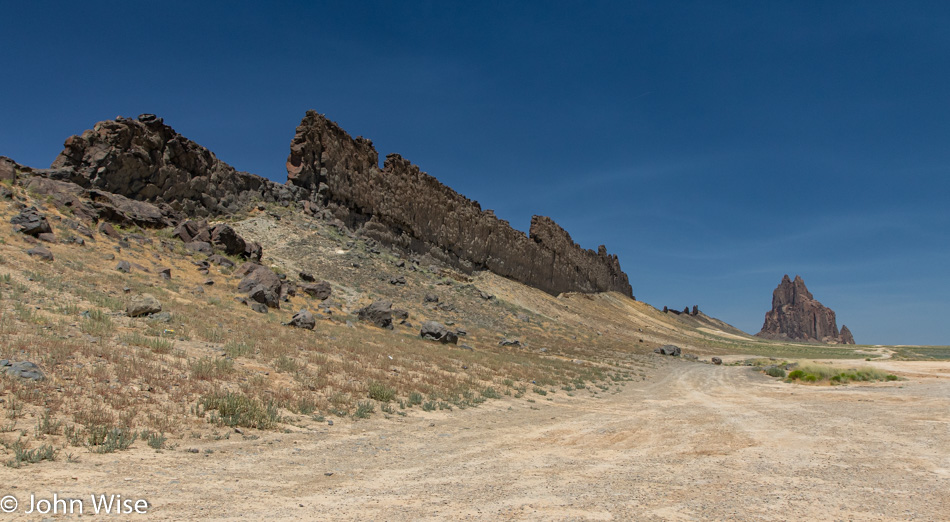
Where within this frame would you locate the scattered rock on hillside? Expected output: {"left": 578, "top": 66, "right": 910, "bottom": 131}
{"left": 357, "top": 300, "right": 393, "bottom": 329}
{"left": 236, "top": 263, "right": 281, "bottom": 309}
{"left": 127, "top": 293, "right": 162, "bottom": 317}
{"left": 174, "top": 220, "right": 211, "bottom": 243}
{"left": 1, "top": 360, "right": 44, "bottom": 381}
{"left": 98, "top": 222, "right": 121, "bottom": 239}
{"left": 10, "top": 207, "right": 52, "bottom": 236}
{"left": 711, "top": 357, "right": 722, "bottom": 365}
{"left": 158, "top": 267, "right": 171, "bottom": 280}
{"left": 499, "top": 338, "right": 521, "bottom": 347}
{"left": 299, "top": 271, "right": 315, "bottom": 282}
{"left": 250, "top": 302, "right": 268, "bottom": 314}
{"left": 287, "top": 309, "right": 316, "bottom": 330}
{"left": 26, "top": 246, "right": 54, "bottom": 261}
{"left": 300, "top": 281, "right": 332, "bottom": 300}
{"left": 211, "top": 224, "right": 246, "bottom": 257}
{"left": 423, "top": 293, "right": 439, "bottom": 303}
{"left": 116, "top": 260, "right": 131, "bottom": 273}
{"left": 654, "top": 345, "right": 681, "bottom": 356}
{"left": 390, "top": 275, "right": 406, "bottom": 285}
{"left": 207, "top": 254, "right": 235, "bottom": 268}
{"left": 420, "top": 321, "right": 458, "bottom": 344}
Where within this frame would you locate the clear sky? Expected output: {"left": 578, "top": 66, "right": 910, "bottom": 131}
{"left": 2, "top": 2, "right": 948, "bottom": 345}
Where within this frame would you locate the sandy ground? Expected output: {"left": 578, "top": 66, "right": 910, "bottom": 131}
{"left": 3, "top": 358, "right": 948, "bottom": 521}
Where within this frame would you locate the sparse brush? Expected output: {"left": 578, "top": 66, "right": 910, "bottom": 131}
{"left": 90, "top": 428, "right": 138, "bottom": 453}
{"left": 353, "top": 401, "right": 375, "bottom": 419}
{"left": 3, "top": 439, "right": 56, "bottom": 468}
{"left": 199, "top": 391, "right": 280, "bottom": 429}
{"left": 368, "top": 381, "right": 396, "bottom": 402}
{"left": 189, "top": 356, "right": 234, "bottom": 380}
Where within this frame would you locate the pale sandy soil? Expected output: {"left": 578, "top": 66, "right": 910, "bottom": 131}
{"left": 4, "top": 358, "right": 948, "bottom": 521}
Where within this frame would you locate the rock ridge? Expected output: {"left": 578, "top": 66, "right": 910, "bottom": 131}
{"left": 12, "top": 110, "right": 632, "bottom": 297}
{"left": 286, "top": 110, "right": 632, "bottom": 297}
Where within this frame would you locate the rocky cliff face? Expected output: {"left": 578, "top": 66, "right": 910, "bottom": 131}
{"left": 286, "top": 110, "right": 633, "bottom": 297}
{"left": 49, "top": 114, "right": 305, "bottom": 216}
{"left": 756, "top": 275, "right": 854, "bottom": 344}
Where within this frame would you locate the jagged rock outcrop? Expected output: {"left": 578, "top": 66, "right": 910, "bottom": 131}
{"left": 48, "top": 114, "right": 305, "bottom": 216}
{"left": 756, "top": 275, "right": 855, "bottom": 344}
{"left": 286, "top": 110, "right": 632, "bottom": 297}
{"left": 9, "top": 111, "right": 633, "bottom": 298}
{"left": 838, "top": 325, "right": 855, "bottom": 345}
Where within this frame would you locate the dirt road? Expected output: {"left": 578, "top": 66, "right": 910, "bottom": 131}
{"left": 6, "top": 359, "right": 949, "bottom": 520}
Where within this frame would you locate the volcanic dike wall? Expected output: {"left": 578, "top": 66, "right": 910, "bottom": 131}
{"left": 43, "top": 111, "right": 633, "bottom": 297}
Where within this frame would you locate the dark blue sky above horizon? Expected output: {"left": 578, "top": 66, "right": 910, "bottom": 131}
{"left": 2, "top": 1, "right": 948, "bottom": 345}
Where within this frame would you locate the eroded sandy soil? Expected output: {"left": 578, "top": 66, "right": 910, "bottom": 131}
{"left": 4, "top": 358, "right": 948, "bottom": 521}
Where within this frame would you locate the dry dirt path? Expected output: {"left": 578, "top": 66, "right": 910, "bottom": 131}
{"left": 5, "top": 359, "right": 949, "bottom": 520}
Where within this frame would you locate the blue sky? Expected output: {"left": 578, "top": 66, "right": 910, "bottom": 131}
{"left": 2, "top": 1, "right": 948, "bottom": 345}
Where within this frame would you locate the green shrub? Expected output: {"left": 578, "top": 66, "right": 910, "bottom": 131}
{"left": 764, "top": 366, "right": 786, "bottom": 378}
{"left": 368, "top": 382, "right": 396, "bottom": 402}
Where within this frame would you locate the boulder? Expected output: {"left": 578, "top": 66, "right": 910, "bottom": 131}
{"left": 420, "top": 321, "right": 458, "bottom": 344}
{"left": 299, "top": 271, "right": 315, "bottom": 282}
{"left": 10, "top": 207, "right": 52, "bottom": 236}
{"left": 207, "top": 254, "right": 235, "bottom": 268}
{"left": 287, "top": 309, "right": 316, "bottom": 330}
{"left": 250, "top": 302, "right": 268, "bottom": 314}
{"left": 26, "top": 246, "right": 54, "bottom": 261}
{"left": 357, "top": 300, "right": 393, "bottom": 329}
{"left": 237, "top": 264, "right": 282, "bottom": 309}
{"left": 127, "top": 293, "right": 162, "bottom": 317}
{"left": 184, "top": 241, "right": 213, "bottom": 255}
{"left": 116, "top": 260, "right": 131, "bottom": 272}
{"left": 173, "top": 220, "right": 211, "bottom": 243}
{"left": 499, "top": 338, "right": 521, "bottom": 347}
{"left": 1, "top": 360, "right": 44, "bottom": 381}
{"left": 423, "top": 293, "right": 439, "bottom": 303}
{"left": 393, "top": 309, "right": 409, "bottom": 321}
{"left": 711, "top": 357, "right": 723, "bottom": 365}
{"left": 390, "top": 275, "right": 406, "bottom": 285}
{"left": 98, "top": 222, "right": 122, "bottom": 239}
{"left": 300, "top": 281, "right": 332, "bottom": 300}
{"left": 654, "top": 345, "right": 681, "bottom": 356}
{"left": 211, "top": 224, "right": 247, "bottom": 257}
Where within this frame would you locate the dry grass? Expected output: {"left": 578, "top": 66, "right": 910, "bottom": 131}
{"left": 0, "top": 182, "right": 909, "bottom": 463}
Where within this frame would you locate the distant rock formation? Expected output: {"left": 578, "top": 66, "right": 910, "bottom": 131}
{"left": 756, "top": 275, "right": 855, "bottom": 344}
{"left": 286, "top": 110, "right": 633, "bottom": 297}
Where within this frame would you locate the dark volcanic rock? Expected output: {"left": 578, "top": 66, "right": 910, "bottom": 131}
{"left": 654, "top": 345, "right": 682, "bottom": 356}
{"left": 26, "top": 246, "right": 54, "bottom": 261}
{"left": 286, "top": 111, "right": 633, "bottom": 297}
{"left": 0, "top": 156, "right": 20, "bottom": 182}
{"left": 173, "top": 220, "right": 211, "bottom": 243}
{"left": 11, "top": 207, "right": 52, "bottom": 236}
{"left": 300, "top": 281, "right": 332, "bottom": 300}
{"left": 357, "top": 300, "right": 393, "bottom": 329}
{"left": 756, "top": 275, "right": 855, "bottom": 344}
{"left": 287, "top": 309, "right": 316, "bottom": 330}
{"left": 237, "top": 264, "right": 281, "bottom": 309}
{"left": 211, "top": 224, "right": 247, "bottom": 257}
{"left": 420, "top": 321, "right": 458, "bottom": 344}
{"left": 49, "top": 114, "right": 305, "bottom": 216}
